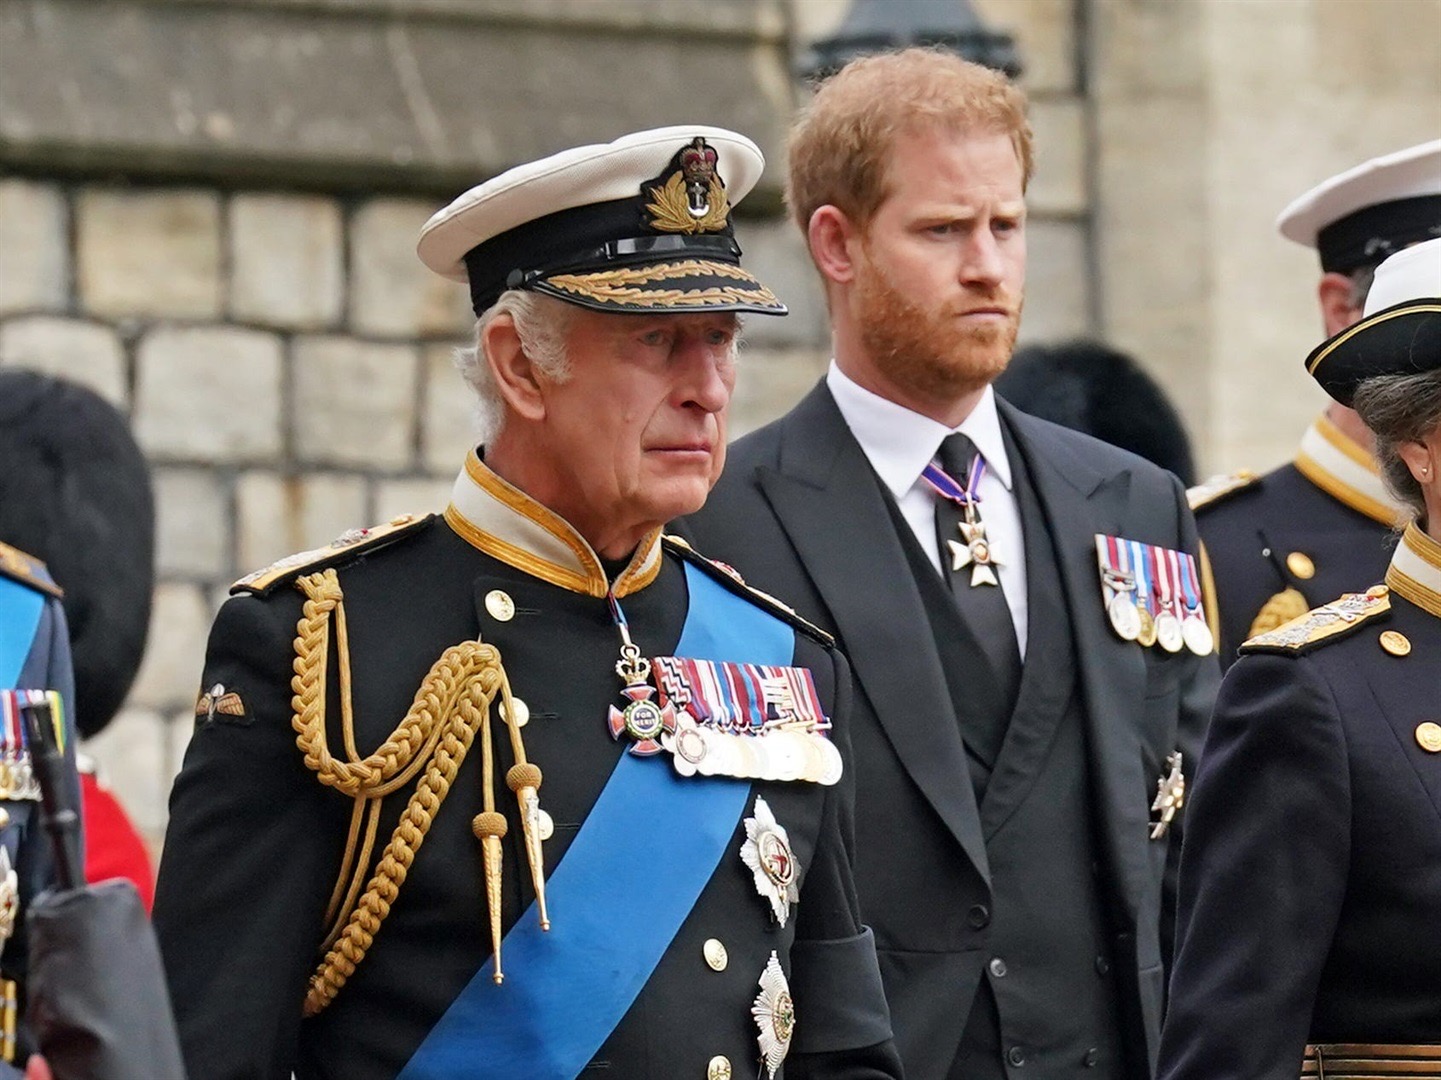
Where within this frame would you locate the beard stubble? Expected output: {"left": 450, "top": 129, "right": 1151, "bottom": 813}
{"left": 853, "top": 251, "right": 1020, "bottom": 405}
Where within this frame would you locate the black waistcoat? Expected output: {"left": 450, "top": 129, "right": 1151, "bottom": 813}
{"left": 891, "top": 432, "right": 1126, "bottom": 1078}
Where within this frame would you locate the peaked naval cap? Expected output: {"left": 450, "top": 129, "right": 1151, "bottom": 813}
{"left": 1306, "top": 237, "right": 1441, "bottom": 405}
{"left": 417, "top": 126, "right": 787, "bottom": 318}
{"left": 1277, "top": 138, "right": 1441, "bottom": 274}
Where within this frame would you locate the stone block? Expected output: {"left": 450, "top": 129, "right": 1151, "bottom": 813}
{"left": 421, "top": 343, "right": 481, "bottom": 473}
{"left": 82, "top": 707, "right": 171, "bottom": 838}
{"left": 230, "top": 193, "right": 344, "bottom": 330}
{"left": 350, "top": 199, "right": 473, "bottom": 339}
{"left": 0, "top": 1, "right": 789, "bottom": 197}
{"left": 293, "top": 336, "right": 420, "bottom": 469}
{"left": 1017, "top": 220, "right": 1092, "bottom": 345}
{"left": 0, "top": 180, "right": 67, "bottom": 315}
{"left": 0, "top": 316, "right": 127, "bottom": 406}
{"left": 133, "top": 326, "right": 284, "bottom": 462}
{"left": 76, "top": 188, "right": 221, "bottom": 319}
{"left": 1027, "top": 98, "right": 1087, "bottom": 217}
{"left": 728, "top": 347, "right": 829, "bottom": 440}
{"left": 153, "top": 467, "right": 230, "bottom": 578}
{"left": 732, "top": 219, "right": 828, "bottom": 349}
{"left": 235, "top": 470, "right": 370, "bottom": 573}
{"left": 374, "top": 477, "right": 456, "bottom": 525}
{"left": 128, "top": 582, "right": 214, "bottom": 712}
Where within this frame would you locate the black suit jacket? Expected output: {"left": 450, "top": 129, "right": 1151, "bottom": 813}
{"left": 685, "top": 383, "right": 1219, "bottom": 1078}
{"left": 1159, "top": 587, "right": 1441, "bottom": 1078}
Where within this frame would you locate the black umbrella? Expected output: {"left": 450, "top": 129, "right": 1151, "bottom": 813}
{"left": 19, "top": 696, "right": 185, "bottom": 1080}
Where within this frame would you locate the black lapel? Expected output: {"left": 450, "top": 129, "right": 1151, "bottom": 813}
{"left": 999, "top": 401, "right": 1152, "bottom": 923}
{"left": 756, "top": 383, "right": 991, "bottom": 883}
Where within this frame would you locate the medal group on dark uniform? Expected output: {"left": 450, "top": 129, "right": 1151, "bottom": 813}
{"left": 0, "top": 542, "right": 78, "bottom": 1070}
{"left": 153, "top": 129, "right": 899, "bottom": 1080}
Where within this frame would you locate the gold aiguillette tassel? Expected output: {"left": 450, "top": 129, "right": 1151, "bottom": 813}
{"left": 499, "top": 678, "right": 550, "bottom": 932}
{"left": 506, "top": 762, "right": 549, "bottom": 931}
{"left": 472, "top": 691, "right": 507, "bottom": 984}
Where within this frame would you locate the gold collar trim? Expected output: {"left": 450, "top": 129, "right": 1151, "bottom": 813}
{"left": 444, "top": 451, "right": 663, "bottom": 598}
{"left": 1294, "top": 415, "right": 1406, "bottom": 527}
{"left": 1386, "top": 522, "right": 1441, "bottom": 619}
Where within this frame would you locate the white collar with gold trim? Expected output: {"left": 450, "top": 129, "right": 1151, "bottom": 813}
{"left": 1386, "top": 522, "right": 1441, "bottom": 620}
{"left": 1293, "top": 415, "right": 1406, "bottom": 527}
{"left": 443, "top": 450, "right": 663, "bottom": 598}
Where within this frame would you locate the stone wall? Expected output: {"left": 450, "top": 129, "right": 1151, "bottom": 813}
{"left": 4, "top": 0, "right": 1438, "bottom": 847}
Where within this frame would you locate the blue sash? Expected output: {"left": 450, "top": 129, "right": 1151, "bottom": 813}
{"left": 398, "top": 563, "right": 795, "bottom": 1080}
{"left": 0, "top": 577, "right": 46, "bottom": 689}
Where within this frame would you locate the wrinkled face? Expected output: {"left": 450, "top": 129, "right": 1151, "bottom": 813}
{"left": 534, "top": 308, "right": 739, "bottom": 542}
{"left": 852, "top": 127, "right": 1026, "bottom": 404}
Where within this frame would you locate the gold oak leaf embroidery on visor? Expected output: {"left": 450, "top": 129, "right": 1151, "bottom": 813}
{"left": 544, "top": 260, "right": 780, "bottom": 309}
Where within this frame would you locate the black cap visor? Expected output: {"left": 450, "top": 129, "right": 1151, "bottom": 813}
{"left": 1306, "top": 298, "right": 1441, "bottom": 405}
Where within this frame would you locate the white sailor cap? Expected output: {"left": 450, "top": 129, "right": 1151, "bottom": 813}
{"left": 417, "top": 126, "right": 787, "bottom": 318}
{"left": 1306, "top": 237, "right": 1441, "bottom": 405}
{"left": 1276, "top": 138, "right": 1441, "bottom": 274}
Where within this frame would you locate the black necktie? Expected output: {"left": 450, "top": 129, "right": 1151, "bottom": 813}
{"left": 934, "top": 433, "right": 1022, "bottom": 734}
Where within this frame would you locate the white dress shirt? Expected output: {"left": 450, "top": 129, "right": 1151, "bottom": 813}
{"left": 827, "top": 362, "right": 1029, "bottom": 656}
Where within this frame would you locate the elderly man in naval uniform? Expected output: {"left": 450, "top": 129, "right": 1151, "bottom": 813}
{"left": 154, "top": 127, "right": 901, "bottom": 1080}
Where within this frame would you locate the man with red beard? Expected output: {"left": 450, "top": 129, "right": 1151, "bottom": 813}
{"left": 687, "top": 50, "right": 1220, "bottom": 1080}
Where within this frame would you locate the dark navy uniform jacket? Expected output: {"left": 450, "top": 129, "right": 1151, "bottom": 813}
{"left": 0, "top": 541, "right": 81, "bottom": 1070}
{"left": 154, "top": 453, "right": 900, "bottom": 1080}
{"left": 1160, "top": 522, "right": 1441, "bottom": 1079}
{"left": 1194, "top": 417, "right": 1402, "bottom": 670}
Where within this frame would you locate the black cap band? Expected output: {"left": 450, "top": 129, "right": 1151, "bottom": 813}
{"left": 1316, "top": 194, "right": 1441, "bottom": 274}
{"left": 462, "top": 197, "right": 739, "bottom": 315}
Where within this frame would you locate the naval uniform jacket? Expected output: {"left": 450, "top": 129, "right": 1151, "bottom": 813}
{"left": 153, "top": 452, "right": 900, "bottom": 1080}
{"left": 0, "top": 541, "right": 81, "bottom": 1072}
{"left": 685, "top": 383, "right": 1220, "bottom": 1079}
{"left": 1195, "top": 415, "right": 1403, "bottom": 670}
{"left": 1159, "top": 522, "right": 1441, "bottom": 1080}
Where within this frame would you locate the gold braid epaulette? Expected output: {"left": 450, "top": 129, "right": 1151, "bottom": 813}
{"left": 290, "top": 568, "right": 510, "bottom": 1016}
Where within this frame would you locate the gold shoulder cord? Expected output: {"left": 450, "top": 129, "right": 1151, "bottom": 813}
{"left": 291, "top": 569, "right": 549, "bottom": 1017}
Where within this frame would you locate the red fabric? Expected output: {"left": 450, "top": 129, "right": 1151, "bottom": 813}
{"left": 80, "top": 771, "right": 155, "bottom": 912}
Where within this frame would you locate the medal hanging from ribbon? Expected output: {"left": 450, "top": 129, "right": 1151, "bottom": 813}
{"left": 1128, "top": 539, "right": 1158, "bottom": 647}
{"left": 1097, "top": 535, "right": 1141, "bottom": 642}
{"left": 924, "top": 454, "right": 1002, "bottom": 587}
{"left": 1177, "top": 551, "right": 1215, "bottom": 656}
{"left": 0, "top": 690, "right": 64, "bottom": 801}
{"left": 605, "top": 592, "right": 677, "bottom": 756}
{"left": 1150, "top": 545, "right": 1184, "bottom": 653}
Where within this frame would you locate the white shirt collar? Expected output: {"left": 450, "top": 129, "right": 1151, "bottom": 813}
{"left": 826, "top": 361, "right": 1014, "bottom": 499}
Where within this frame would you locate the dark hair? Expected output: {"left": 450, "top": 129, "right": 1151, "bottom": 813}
{"left": 1351, "top": 368, "right": 1441, "bottom": 525}
{"left": 0, "top": 370, "right": 155, "bottom": 737}
{"left": 994, "top": 339, "right": 1197, "bottom": 485}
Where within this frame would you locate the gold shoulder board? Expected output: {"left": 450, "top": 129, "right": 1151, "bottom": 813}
{"left": 231, "top": 514, "right": 435, "bottom": 597}
{"left": 662, "top": 534, "right": 835, "bottom": 648}
{"left": 1240, "top": 585, "right": 1390, "bottom": 656}
{"left": 0, "top": 541, "right": 63, "bottom": 599}
{"left": 1187, "top": 469, "right": 1260, "bottom": 513}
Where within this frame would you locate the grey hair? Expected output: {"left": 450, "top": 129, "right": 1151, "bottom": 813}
{"left": 1351, "top": 368, "right": 1441, "bottom": 523}
{"left": 453, "top": 290, "right": 577, "bottom": 443}
{"left": 1347, "top": 263, "right": 1378, "bottom": 311}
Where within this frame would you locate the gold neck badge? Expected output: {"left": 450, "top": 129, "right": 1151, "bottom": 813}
{"left": 444, "top": 451, "right": 663, "bottom": 599}
{"left": 1294, "top": 415, "right": 1407, "bottom": 527}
